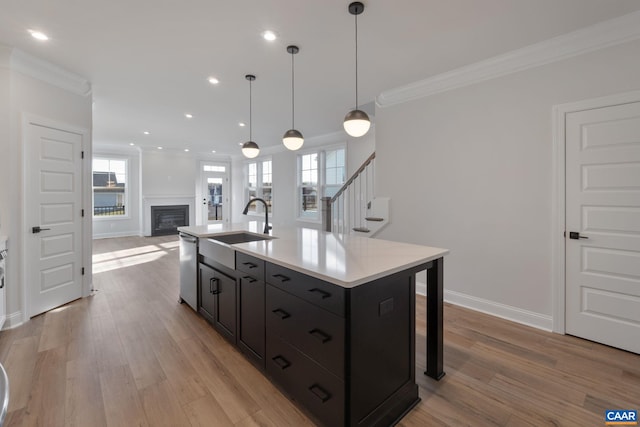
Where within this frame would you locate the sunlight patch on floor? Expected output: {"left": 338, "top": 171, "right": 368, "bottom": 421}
{"left": 93, "top": 242, "right": 172, "bottom": 274}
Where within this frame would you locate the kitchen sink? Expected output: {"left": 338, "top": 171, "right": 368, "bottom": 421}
{"left": 201, "top": 232, "right": 274, "bottom": 270}
{"left": 209, "top": 232, "right": 274, "bottom": 245}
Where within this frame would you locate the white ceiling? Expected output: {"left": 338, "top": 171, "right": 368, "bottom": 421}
{"left": 2, "top": 0, "right": 640, "bottom": 156}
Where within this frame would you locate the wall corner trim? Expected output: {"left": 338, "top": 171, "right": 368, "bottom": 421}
{"left": 10, "top": 48, "right": 91, "bottom": 96}
{"left": 377, "top": 10, "right": 640, "bottom": 108}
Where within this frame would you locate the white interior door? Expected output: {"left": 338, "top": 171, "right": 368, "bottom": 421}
{"left": 25, "top": 120, "right": 84, "bottom": 317}
{"left": 565, "top": 101, "right": 640, "bottom": 354}
{"left": 200, "top": 163, "right": 229, "bottom": 224}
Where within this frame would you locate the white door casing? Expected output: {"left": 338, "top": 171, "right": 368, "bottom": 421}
{"left": 24, "top": 118, "right": 86, "bottom": 317}
{"left": 558, "top": 94, "right": 640, "bottom": 354}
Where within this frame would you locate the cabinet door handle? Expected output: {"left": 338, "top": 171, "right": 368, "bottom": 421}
{"left": 242, "top": 262, "right": 258, "bottom": 269}
{"left": 242, "top": 276, "right": 257, "bottom": 283}
{"left": 308, "top": 328, "right": 332, "bottom": 344}
{"left": 210, "top": 277, "right": 220, "bottom": 294}
{"left": 271, "top": 308, "right": 291, "bottom": 320}
{"left": 308, "top": 288, "right": 330, "bottom": 299}
{"left": 271, "top": 273, "right": 291, "bottom": 282}
{"left": 271, "top": 355, "right": 291, "bottom": 370}
{"left": 308, "top": 384, "right": 331, "bottom": 403}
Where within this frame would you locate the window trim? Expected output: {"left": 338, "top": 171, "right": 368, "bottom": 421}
{"left": 92, "top": 156, "right": 130, "bottom": 221}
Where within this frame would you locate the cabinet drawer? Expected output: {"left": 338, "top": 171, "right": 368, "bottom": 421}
{"left": 267, "top": 334, "right": 345, "bottom": 427}
{"left": 236, "top": 252, "right": 265, "bottom": 279}
{"left": 266, "top": 285, "right": 345, "bottom": 378}
{"left": 266, "top": 263, "right": 345, "bottom": 316}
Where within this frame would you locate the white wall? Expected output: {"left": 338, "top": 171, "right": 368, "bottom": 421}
{"left": 92, "top": 148, "right": 142, "bottom": 238}
{"left": 375, "top": 39, "right": 640, "bottom": 328}
{"left": 0, "top": 46, "right": 92, "bottom": 327}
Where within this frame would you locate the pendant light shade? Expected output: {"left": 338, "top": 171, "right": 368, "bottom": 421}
{"left": 241, "top": 140, "right": 260, "bottom": 158}
{"left": 344, "top": 2, "right": 370, "bottom": 138}
{"left": 242, "top": 74, "right": 260, "bottom": 158}
{"left": 283, "top": 45, "right": 304, "bottom": 151}
{"left": 343, "top": 109, "right": 370, "bottom": 137}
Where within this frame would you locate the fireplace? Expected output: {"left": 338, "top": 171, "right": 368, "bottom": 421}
{"left": 151, "top": 205, "right": 189, "bottom": 236}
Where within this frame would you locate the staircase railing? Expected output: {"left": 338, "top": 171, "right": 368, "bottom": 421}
{"left": 322, "top": 152, "right": 376, "bottom": 233}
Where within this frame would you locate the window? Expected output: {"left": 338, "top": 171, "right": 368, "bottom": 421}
{"left": 203, "top": 165, "right": 226, "bottom": 173}
{"left": 324, "top": 148, "right": 346, "bottom": 198}
{"left": 93, "top": 158, "right": 127, "bottom": 217}
{"left": 297, "top": 147, "right": 346, "bottom": 220}
{"left": 300, "top": 153, "right": 318, "bottom": 216}
{"left": 245, "top": 159, "right": 273, "bottom": 215}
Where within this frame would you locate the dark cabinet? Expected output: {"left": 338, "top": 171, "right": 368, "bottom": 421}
{"left": 236, "top": 253, "right": 266, "bottom": 367}
{"left": 194, "top": 242, "right": 422, "bottom": 427}
{"left": 199, "top": 262, "right": 236, "bottom": 341}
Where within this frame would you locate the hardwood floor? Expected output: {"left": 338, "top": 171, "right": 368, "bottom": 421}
{"left": 1, "top": 235, "right": 638, "bottom": 426}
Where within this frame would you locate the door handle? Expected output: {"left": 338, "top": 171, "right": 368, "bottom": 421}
{"left": 32, "top": 226, "right": 51, "bottom": 234}
{"left": 568, "top": 231, "right": 589, "bottom": 240}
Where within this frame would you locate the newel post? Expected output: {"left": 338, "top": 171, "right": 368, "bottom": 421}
{"left": 321, "top": 197, "right": 332, "bottom": 232}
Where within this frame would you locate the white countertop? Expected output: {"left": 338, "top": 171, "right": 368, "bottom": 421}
{"left": 178, "top": 222, "right": 448, "bottom": 288}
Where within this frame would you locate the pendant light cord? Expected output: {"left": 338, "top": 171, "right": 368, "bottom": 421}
{"left": 249, "top": 78, "right": 253, "bottom": 141}
{"left": 354, "top": 11, "right": 359, "bottom": 110}
{"left": 291, "top": 51, "right": 295, "bottom": 128}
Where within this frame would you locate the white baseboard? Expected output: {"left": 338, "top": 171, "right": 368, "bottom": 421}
{"left": 93, "top": 230, "right": 142, "bottom": 239}
{"left": 416, "top": 282, "right": 553, "bottom": 332}
{"left": 2, "top": 310, "right": 25, "bottom": 330}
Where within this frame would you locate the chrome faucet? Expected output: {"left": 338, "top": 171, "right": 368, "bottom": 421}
{"left": 242, "top": 198, "right": 271, "bottom": 234}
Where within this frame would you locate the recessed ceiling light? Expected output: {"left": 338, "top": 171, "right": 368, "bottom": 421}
{"left": 144, "top": 131, "right": 150, "bottom": 135}
{"left": 184, "top": 148, "right": 189, "bottom": 152}
{"left": 238, "top": 142, "right": 244, "bottom": 146}
{"left": 239, "top": 122, "right": 246, "bottom": 127}
{"left": 28, "top": 30, "right": 49, "bottom": 41}
{"left": 208, "top": 76, "right": 219, "bottom": 85}
{"left": 129, "top": 142, "right": 135, "bottom": 146}
{"left": 211, "top": 150, "right": 216, "bottom": 153}
{"left": 185, "top": 113, "right": 193, "bottom": 119}
{"left": 157, "top": 146, "right": 163, "bottom": 150}
{"left": 262, "top": 30, "right": 277, "bottom": 41}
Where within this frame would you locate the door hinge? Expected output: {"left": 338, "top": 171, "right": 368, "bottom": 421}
{"left": 81, "top": 209, "right": 85, "bottom": 217}
{"left": 82, "top": 267, "right": 85, "bottom": 275}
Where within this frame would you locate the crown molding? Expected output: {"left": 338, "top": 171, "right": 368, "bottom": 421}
{"left": 10, "top": 48, "right": 91, "bottom": 97}
{"left": 377, "top": 10, "right": 640, "bottom": 108}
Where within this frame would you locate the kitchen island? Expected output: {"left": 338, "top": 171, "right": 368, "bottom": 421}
{"left": 178, "top": 222, "right": 448, "bottom": 427}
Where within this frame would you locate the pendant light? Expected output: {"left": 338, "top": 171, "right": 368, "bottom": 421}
{"left": 343, "top": 1, "right": 370, "bottom": 138}
{"left": 283, "top": 45, "right": 304, "bottom": 151}
{"left": 241, "top": 74, "right": 260, "bottom": 158}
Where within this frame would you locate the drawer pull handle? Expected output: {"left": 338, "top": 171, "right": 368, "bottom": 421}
{"left": 271, "top": 308, "right": 291, "bottom": 320}
{"left": 309, "top": 329, "right": 331, "bottom": 344}
{"left": 209, "top": 277, "right": 220, "bottom": 295}
{"left": 308, "top": 288, "right": 330, "bottom": 299}
{"left": 272, "top": 355, "right": 291, "bottom": 370}
{"left": 242, "top": 262, "right": 258, "bottom": 269}
{"left": 308, "top": 384, "right": 331, "bottom": 403}
{"left": 272, "top": 273, "right": 291, "bottom": 282}
{"left": 242, "top": 276, "right": 257, "bottom": 283}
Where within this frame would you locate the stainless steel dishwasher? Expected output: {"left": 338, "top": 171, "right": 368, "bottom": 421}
{"left": 179, "top": 232, "right": 198, "bottom": 311}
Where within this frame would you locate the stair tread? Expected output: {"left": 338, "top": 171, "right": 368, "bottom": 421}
{"left": 365, "top": 217, "right": 384, "bottom": 222}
